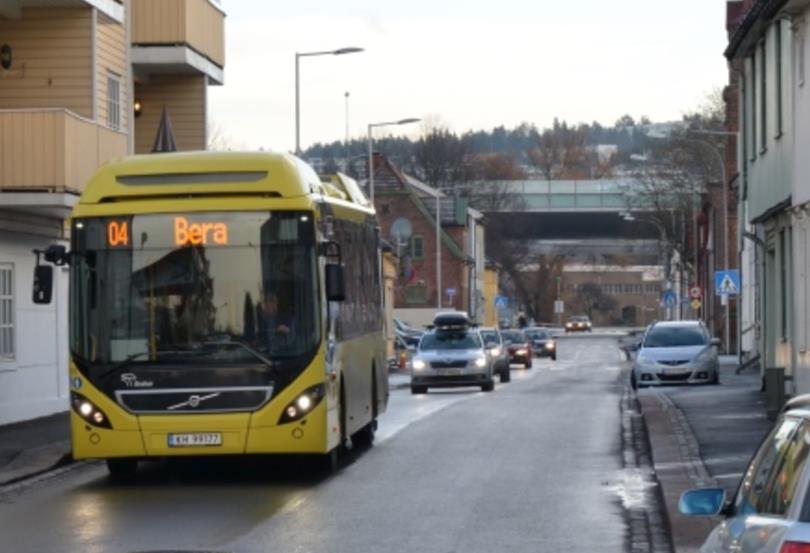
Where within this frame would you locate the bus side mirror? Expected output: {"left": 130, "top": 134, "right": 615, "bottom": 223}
{"left": 32, "top": 265, "right": 54, "bottom": 304}
{"left": 326, "top": 264, "right": 346, "bottom": 302}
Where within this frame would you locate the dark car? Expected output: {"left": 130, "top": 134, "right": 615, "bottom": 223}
{"left": 525, "top": 327, "right": 557, "bottom": 361}
{"left": 565, "top": 315, "right": 592, "bottom": 333}
{"left": 500, "top": 329, "right": 533, "bottom": 369}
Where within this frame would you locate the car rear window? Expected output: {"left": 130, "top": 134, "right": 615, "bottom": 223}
{"left": 526, "top": 330, "right": 549, "bottom": 339}
{"left": 501, "top": 331, "right": 527, "bottom": 343}
{"left": 643, "top": 326, "right": 708, "bottom": 347}
{"left": 480, "top": 331, "right": 499, "bottom": 343}
{"left": 420, "top": 332, "right": 482, "bottom": 351}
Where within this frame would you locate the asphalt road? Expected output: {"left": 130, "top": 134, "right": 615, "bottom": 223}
{"left": 0, "top": 336, "right": 634, "bottom": 553}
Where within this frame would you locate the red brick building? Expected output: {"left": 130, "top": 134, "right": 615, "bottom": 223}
{"left": 371, "top": 154, "right": 486, "bottom": 324}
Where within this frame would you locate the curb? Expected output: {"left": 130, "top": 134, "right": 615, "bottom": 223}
{"left": 638, "top": 391, "right": 719, "bottom": 553}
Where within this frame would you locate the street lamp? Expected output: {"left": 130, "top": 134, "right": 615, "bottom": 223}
{"left": 294, "top": 47, "right": 364, "bottom": 155}
{"left": 367, "top": 118, "right": 420, "bottom": 204}
{"left": 686, "top": 130, "right": 737, "bottom": 353}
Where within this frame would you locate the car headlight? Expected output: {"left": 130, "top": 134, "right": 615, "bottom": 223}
{"left": 565, "top": 323, "right": 573, "bottom": 328}
{"left": 545, "top": 342, "right": 555, "bottom": 350}
{"left": 474, "top": 355, "right": 487, "bottom": 368}
{"left": 279, "top": 384, "right": 325, "bottom": 424}
{"left": 490, "top": 347, "right": 502, "bottom": 357}
{"left": 635, "top": 354, "right": 656, "bottom": 369}
{"left": 695, "top": 348, "right": 715, "bottom": 366}
{"left": 412, "top": 358, "right": 427, "bottom": 371}
{"left": 516, "top": 349, "right": 528, "bottom": 356}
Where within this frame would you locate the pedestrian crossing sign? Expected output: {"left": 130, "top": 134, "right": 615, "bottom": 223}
{"left": 715, "top": 270, "right": 740, "bottom": 296}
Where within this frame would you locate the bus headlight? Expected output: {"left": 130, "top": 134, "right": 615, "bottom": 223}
{"left": 70, "top": 392, "right": 112, "bottom": 429}
{"left": 279, "top": 384, "right": 326, "bottom": 424}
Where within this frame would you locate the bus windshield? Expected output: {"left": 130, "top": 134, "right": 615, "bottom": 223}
{"left": 70, "top": 211, "right": 320, "bottom": 368}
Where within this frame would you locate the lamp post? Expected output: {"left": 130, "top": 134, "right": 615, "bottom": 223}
{"left": 367, "top": 118, "right": 420, "bottom": 203}
{"left": 686, "top": 130, "right": 737, "bottom": 354}
{"left": 294, "top": 47, "right": 364, "bottom": 155}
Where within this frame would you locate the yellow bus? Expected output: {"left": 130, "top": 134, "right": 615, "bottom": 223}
{"left": 33, "top": 152, "right": 387, "bottom": 478}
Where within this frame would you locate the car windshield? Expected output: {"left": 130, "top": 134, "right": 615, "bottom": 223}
{"left": 420, "top": 331, "right": 482, "bottom": 351}
{"left": 480, "top": 331, "right": 500, "bottom": 344}
{"left": 501, "top": 331, "right": 527, "bottom": 343}
{"left": 643, "top": 326, "right": 709, "bottom": 348}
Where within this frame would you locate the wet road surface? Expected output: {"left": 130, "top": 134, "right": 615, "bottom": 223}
{"left": 0, "top": 336, "right": 634, "bottom": 553}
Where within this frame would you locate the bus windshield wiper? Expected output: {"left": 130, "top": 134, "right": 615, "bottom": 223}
{"left": 97, "top": 351, "right": 149, "bottom": 380}
{"left": 207, "top": 341, "right": 275, "bottom": 368}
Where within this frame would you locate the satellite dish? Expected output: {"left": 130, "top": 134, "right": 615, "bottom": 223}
{"left": 390, "top": 218, "right": 413, "bottom": 245}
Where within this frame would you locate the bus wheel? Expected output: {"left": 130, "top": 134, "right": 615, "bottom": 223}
{"left": 351, "top": 369, "right": 377, "bottom": 449}
{"left": 106, "top": 458, "right": 138, "bottom": 481}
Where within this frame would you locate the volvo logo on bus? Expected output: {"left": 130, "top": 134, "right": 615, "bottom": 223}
{"left": 167, "top": 392, "right": 220, "bottom": 411}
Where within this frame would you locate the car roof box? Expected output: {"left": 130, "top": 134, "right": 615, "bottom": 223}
{"left": 433, "top": 311, "right": 473, "bottom": 330}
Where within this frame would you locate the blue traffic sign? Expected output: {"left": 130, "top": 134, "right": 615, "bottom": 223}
{"left": 715, "top": 270, "right": 741, "bottom": 296}
{"left": 662, "top": 289, "right": 677, "bottom": 307}
{"left": 495, "top": 295, "right": 509, "bottom": 308}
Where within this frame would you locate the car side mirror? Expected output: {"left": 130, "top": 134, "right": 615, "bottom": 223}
{"left": 679, "top": 488, "right": 726, "bottom": 516}
{"left": 32, "top": 264, "right": 54, "bottom": 304}
{"left": 711, "top": 338, "right": 722, "bottom": 347}
{"left": 325, "top": 263, "right": 346, "bottom": 302}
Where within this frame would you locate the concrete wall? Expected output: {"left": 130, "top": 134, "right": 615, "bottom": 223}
{"left": 0, "top": 230, "right": 69, "bottom": 425}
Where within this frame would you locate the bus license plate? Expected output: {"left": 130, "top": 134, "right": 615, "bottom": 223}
{"left": 167, "top": 432, "right": 222, "bottom": 447}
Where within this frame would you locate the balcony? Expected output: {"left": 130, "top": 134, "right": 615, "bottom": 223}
{"left": 131, "top": 0, "right": 225, "bottom": 84}
{"left": 0, "top": 1, "right": 124, "bottom": 22}
{"left": 0, "top": 109, "right": 127, "bottom": 216}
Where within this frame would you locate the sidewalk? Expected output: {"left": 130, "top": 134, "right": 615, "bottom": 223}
{"left": 639, "top": 358, "right": 771, "bottom": 553}
{"left": 0, "top": 411, "right": 72, "bottom": 486}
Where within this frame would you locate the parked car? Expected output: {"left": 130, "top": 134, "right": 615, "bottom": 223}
{"left": 680, "top": 400, "right": 810, "bottom": 552}
{"left": 565, "top": 315, "right": 592, "bottom": 332}
{"left": 479, "top": 327, "right": 511, "bottom": 382}
{"left": 410, "top": 314, "right": 494, "bottom": 394}
{"left": 631, "top": 320, "right": 720, "bottom": 389}
{"left": 525, "top": 327, "right": 557, "bottom": 361}
{"left": 394, "top": 318, "right": 423, "bottom": 349}
{"left": 500, "top": 329, "right": 533, "bottom": 369}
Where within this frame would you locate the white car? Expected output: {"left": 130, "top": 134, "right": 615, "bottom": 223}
{"left": 631, "top": 321, "right": 720, "bottom": 389}
{"left": 680, "top": 400, "right": 810, "bottom": 552}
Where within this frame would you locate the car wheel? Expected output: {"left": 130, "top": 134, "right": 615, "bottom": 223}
{"left": 499, "top": 368, "right": 511, "bottom": 383}
{"left": 631, "top": 373, "right": 638, "bottom": 390}
{"left": 481, "top": 380, "right": 495, "bottom": 392}
{"left": 712, "top": 369, "right": 720, "bottom": 385}
{"left": 551, "top": 353, "right": 556, "bottom": 361}
{"left": 525, "top": 360, "right": 533, "bottom": 369}
{"left": 106, "top": 458, "right": 138, "bottom": 481}
{"left": 411, "top": 385, "right": 428, "bottom": 395}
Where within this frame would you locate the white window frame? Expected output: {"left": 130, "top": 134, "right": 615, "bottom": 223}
{"left": 107, "top": 72, "right": 121, "bottom": 131}
{"left": 0, "top": 263, "right": 14, "bottom": 361}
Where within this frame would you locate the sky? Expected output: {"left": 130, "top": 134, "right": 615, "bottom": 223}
{"left": 207, "top": 0, "right": 730, "bottom": 152}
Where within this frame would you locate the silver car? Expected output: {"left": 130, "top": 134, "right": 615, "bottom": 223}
{"left": 411, "top": 328, "right": 494, "bottom": 394}
{"left": 680, "top": 401, "right": 810, "bottom": 552}
{"left": 479, "top": 327, "right": 510, "bottom": 383}
{"left": 631, "top": 321, "right": 720, "bottom": 389}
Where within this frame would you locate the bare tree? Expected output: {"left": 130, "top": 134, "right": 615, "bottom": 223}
{"left": 413, "top": 120, "right": 470, "bottom": 188}
{"left": 574, "top": 282, "right": 618, "bottom": 320}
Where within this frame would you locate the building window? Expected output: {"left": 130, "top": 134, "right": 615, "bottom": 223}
{"left": 0, "top": 264, "right": 13, "bottom": 360}
{"left": 107, "top": 73, "right": 121, "bottom": 130}
{"left": 410, "top": 235, "right": 424, "bottom": 260}
{"left": 404, "top": 284, "right": 427, "bottom": 305}
{"left": 776, "top": 21, "right": 783, "bottom": 138}
{"left": 780, "top": 229, "right": 788, "bottom": 339}
{"left": 760, "top": 40, "right": 767, "bottom": 152}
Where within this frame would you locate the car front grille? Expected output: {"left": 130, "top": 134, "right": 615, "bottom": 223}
{"left": 430, "top": 360, "right": 468, "bottom": 369}
{"left": 657, "top": 372, "right": 692, "bottom": 382}
{"left": 658, "top": 360, "right": 691, "bottom": 366}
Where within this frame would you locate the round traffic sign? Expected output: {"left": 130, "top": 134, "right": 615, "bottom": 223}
{"left": 689, "top": 285, "right": 702, "bottom": 299}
